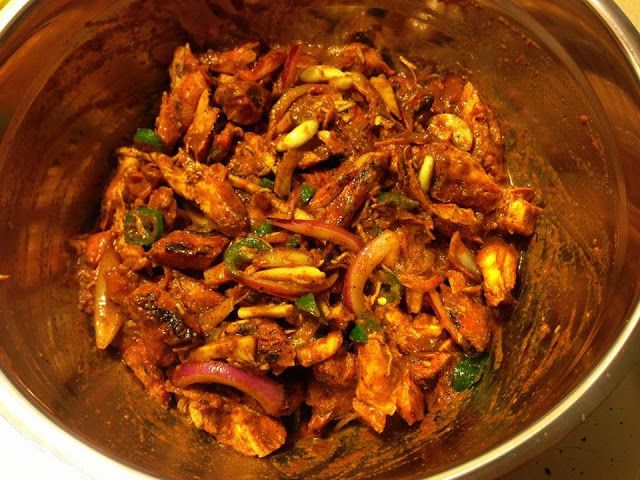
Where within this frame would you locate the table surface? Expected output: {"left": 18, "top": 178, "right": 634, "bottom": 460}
{"left": 0, "top": 1, "right": 638, "bottom": 479}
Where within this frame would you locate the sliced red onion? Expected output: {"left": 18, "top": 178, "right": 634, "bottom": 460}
{"left": 281, "top": 43, "right": 300, "bottom": 90}
{"left": 238, "top": 272, "right": 338, "bottom": 299}
{"left": 172, "top": 361, "right": 284, "bottom": 416}
{"left": 344, "top": 230, "right": 400, "bottom": 317}
{"left": 269, "top": 218, "right": 364, "bottom": 252}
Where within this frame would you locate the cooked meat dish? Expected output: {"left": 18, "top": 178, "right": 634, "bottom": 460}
{"left": 73, "top": 40, "right": 542, "bottom": 457}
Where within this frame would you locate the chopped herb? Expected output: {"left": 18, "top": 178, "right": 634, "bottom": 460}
{"left": 368, "top": 225, "right": 382, "bottom": 237}
{"left": 252, "top": 221, "right": 273, "bottom": 237}
{"left": 285, "top": 235, "right": 302, "bottom": 249}
{"left": 451, "top": 353, "right": 489, "bottom": 392}
{"left": 124, "top": 206, "right": 164, "bottom": 247}
{"left": 133, "top": 128, "right": 164, "bottom": 151}
{"left": 349, "top": 314, "right": 381, "bottom": 343}
{"left": 259, "top": 178, "right": 275, "bottom": 190}
{"left": 349, "top": 324, "right": 368, "bottom": 342}
{"left": 379, "top": 271, "right": 403, "bottom": 304}
{"left": 295, "top": 293, "right": 320, "bottom": 318}
{"left": 223, "top": 237, "right": 271, "bottom": 273}
{"left": 377, "top": 191, "right": 419, "bottom": 210}
{"left": 299, "top": 183, "right": 316, "bottom": 204}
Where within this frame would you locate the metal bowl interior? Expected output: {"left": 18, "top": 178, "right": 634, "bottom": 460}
{"left": 0, "top": 0, "right": 638, "bottom": 479}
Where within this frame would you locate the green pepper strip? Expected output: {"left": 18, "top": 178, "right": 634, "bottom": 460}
{"left": 223, "top": 237, "right": 272, "bottom": 274}
{"left": 124, "top": 206, "right": 164, "bottom": 247}
{"left": 133, "top": 128, "right": 164, "bottom": 150}
{"left": 259, "top": 178, "right": 275, "bottom": 190}
{"left": 299, "top": 183, "right": 316, "bottom": 204}
{"left": 380, "top": 271, "right": 403, "bottom": 304}
{"left": 349, "top": 314, "right": 381, "bottom": 343}
{"left": 295, "top": 293, "right": 320, "bottom": 318}
{"left": 377, "top": 191, "right": 419, "bottom": 210}
{"left": 451, "top": 352, "right": 489, "bottom": 392}
{"left": 252, "top": 221, "right": 273, "bottom": 237}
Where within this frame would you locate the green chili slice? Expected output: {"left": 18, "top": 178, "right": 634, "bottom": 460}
{"left": 259, "top": 178, "right": 275, "bottom": 190}
{"left": 379, "top": 272, "right": 403, "bottom": 305}
{"left": 124, "top": 206, "right": 164, "bottom": 247}
{"left": 349, "top": 314, "right": 381, "bottom": 343}
{"left": 223, "top": 237, "right": 272, "bottom": 273}
{"left": 133, "top": 128, "right": 164, "bottom": 151}
{"left": 349, "top": 324, "right": 368, "bottom": 342}
{"left": 295, "top": 293, "right": 320, "bottom": 318}
{"left": 451, "top": 352, "right": 489, "bottom": 392}
{"left": 299, "top": 183, "right": 316, "bottom": 204}
{"left": 378, "top": 191, "right": 419, "bottom": 210}
{"left": 285, "top": 235, "right": 302, "bottom": 249}
{"left": 252, "top": 221, "right": 273, "bottom": 237}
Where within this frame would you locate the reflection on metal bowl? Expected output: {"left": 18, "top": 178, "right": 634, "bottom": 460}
{"left": 0, "top": 1, "right": 638, "bottom": 479}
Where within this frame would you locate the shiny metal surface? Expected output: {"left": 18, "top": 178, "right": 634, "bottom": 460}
{"left": 0, "top": 1, "right": 638, "bottom": 479}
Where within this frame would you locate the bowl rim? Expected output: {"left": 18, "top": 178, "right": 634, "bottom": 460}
{"left": 0, "top": 0, "right": 638, "bottom": 479}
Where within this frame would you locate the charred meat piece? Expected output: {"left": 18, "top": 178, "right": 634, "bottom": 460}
{"left": 427, "top": 144, "right": 502, "bottom": 214}
{"left": 148, "top": 230, "right": 228, "bottom": 271}
{"left": 127, "top": 283, "right": 198, "bottom": 343}
{"left": 184, "top": 90, "right": 221, "bottom": 163}
{"left": 151, "top": 151, "right": 248, "bottom": 236}
{"left": 431, "top": 203, "right": 484, "bottom": 241}
{"left": 440, "top": 285, "right": 491, "bottom": 352}
{"left": 156, "top": 45, "right": 209, "bottom": 150}
{"left": 228, "top": 132, "right": 277, "bottom": 177}
{"left": 255, "top": 321, "right": 296, "bottom": 373}
{"left": 166, "top": 270, "right": 225, "bottom": 333}
{"left": 214, "top": 75, "right": 270, "bottom": 126}
{"left": 321, "top": 152, "right": 389, "bottom": 227}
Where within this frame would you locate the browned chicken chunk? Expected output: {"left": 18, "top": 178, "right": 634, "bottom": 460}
{"left": 214, "top": 75, "right": 270, "bottom": 126}
{"left": 151, "top": 151, "right": 248, "bottom": 236}
{"left": 156, "top": 45, "right": 209, "bottom": 150}
{"left": 148, "top": 230, "right": 228, "bottom": 271}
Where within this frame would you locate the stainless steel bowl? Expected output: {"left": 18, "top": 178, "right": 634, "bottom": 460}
{"left": 0, "top": 1, "right": 638, "bottom": 478}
